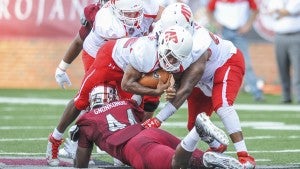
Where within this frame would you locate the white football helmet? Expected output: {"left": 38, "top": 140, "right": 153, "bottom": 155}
{"left": 158, "top": 25, "right": 193, "bottom": 72}
{"left": 89, "top": 85, "right": 118, "bottom": 109}
{"left": 111, "top": 0, "right": 143, "bottom": 28}
{"left": 160, "top": 2, "right": 194, "bottom": 34}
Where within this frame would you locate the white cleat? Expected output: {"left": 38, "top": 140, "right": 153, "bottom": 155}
{"left": 58, "top": 138, "right": 78, "bottom": 159}
{"left": 89, "top": 158, "right": 96, "bottom": 165}
{"left": 96, "top": 146, "right": 108, "bottom": 154}
{"left": 203, "top": 152, "right": 243, "bottom": 169}
{"left": 46, "top": 133, "right": 63, "bottom": 166}
{"left": 195, "top": 113, "right": 229, "bottom": 146}
{"left": 113, "top": 158, "right": 125, "bottom": 166}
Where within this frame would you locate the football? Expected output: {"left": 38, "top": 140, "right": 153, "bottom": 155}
{"left": 138, "top": 69, "right": 171, "bottom": 89}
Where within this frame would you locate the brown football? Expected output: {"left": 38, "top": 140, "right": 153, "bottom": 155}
{"left": 138, "top": 69, "right": 171, "bottom": 89}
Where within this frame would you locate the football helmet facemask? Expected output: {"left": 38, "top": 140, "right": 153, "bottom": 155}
{"left": 89, "top": 85, "right": 118, "bottom": 109}
{"left": 111, "top": 0, "right": 143, "bottom": 28}
{"left": 158, "top": 25, "right": 193, "bottom": 72}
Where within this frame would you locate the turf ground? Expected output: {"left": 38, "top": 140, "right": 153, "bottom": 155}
{"left": 0, "top": 89, "right": 300, "bottom": 168}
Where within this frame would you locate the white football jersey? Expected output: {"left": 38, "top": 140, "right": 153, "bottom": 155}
{"left": 112, "top": 36, "right": 160, "bottom": 73}
{"left": 83, "top": 0, "right": 160, "bottom": 58}
{"left": 181, "top": 24, "right": 237, "bottom": 96}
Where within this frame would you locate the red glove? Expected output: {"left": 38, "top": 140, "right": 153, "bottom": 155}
{"left": 142, "top": 117, "right": 161, "bottom": 128}
{"left": 237, "top": 151, "right": 256, "bottom": 168}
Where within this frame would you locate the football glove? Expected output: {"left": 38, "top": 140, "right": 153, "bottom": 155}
{"left": 55, "top": 68, "right": 72, "bottom": 89}
{"left": 142, "top": 117, "right": 161, "bottom": 128}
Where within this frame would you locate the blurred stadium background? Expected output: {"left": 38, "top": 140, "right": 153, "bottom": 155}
{"left": 0, "top": 0, "right": 280, "bottom": 94}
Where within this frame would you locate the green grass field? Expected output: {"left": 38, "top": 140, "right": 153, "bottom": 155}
{"left": 0, "top": 89, "right": 300, "bottom": 167}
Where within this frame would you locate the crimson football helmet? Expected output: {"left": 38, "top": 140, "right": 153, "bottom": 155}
{"left": 89, "top": 85, "right": 118, "bottom": 109}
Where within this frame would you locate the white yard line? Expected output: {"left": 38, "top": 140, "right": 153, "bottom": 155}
{"left": 0, "top": 149, "right": 299, "bottom": 156}
{"left": 1, "top": 97, "right": 300, "bottom": 111}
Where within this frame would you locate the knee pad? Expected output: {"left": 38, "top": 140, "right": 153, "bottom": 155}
{"left": 216, "top": 106, "right": 241, "bottom": 135}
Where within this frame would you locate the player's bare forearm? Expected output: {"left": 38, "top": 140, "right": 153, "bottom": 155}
{"left": 74, "top": 146, "right": 93, "bottom": 168}
{"left": 63, "top": 34, "right": 83, "bottom": 64}
{"left": 122, "top": 65, "right": 166, "bottom": 96}
{"left": 172, "top": 144, "right": 192, "bottom": 169}
{"left": 170, "top": 51, "right": 209, "bottom": 109}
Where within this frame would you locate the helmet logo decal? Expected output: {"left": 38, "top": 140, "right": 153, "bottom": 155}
{"left": 164, "top": 31, "right": 178, "bottom": 44}
{"left": 181, "top": 4, "right": 191, "bottom": 22}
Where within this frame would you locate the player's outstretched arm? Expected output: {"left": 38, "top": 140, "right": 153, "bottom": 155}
{"left": 55, "top": 34, "right": 83, "bottom": 89}
{"left": 74, "top": 145, "right": 93, "bottom": 168}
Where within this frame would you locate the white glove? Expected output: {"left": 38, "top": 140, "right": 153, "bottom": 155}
{"left": 55, "top": 67, "right": 72, "bottom": 89}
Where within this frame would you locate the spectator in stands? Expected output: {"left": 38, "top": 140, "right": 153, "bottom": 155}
{"left": 266, "top": 0, "right": 300, "bottom": 104}
{"left": 206, "top": 0, "right": 265, "bottom": 102}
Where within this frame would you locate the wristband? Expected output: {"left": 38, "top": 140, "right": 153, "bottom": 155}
{"left": 156, "top": 102, "right": 177, "bottom": 122}
{"left": 58, "top": 60, "right": 70, "bottom": 71}
{"left": 131, "top": 94, "right": 142, "bottom": 106}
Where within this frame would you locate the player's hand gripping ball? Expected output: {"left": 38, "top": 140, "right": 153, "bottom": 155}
{"left": 138, "top": 69, "right": 171, "bottom": 89}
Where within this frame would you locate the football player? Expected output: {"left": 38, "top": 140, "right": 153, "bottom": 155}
{"left": 55, "top": 0, "right": 103, "bottom": 89}
{"left": 54, "top": 0, "right": 164, "bottom": 162}
{"left": 73, "top": 84, "right": 243, "bottom": 169}
{"left": 46, "top": 25, "right": 192, "bottom": 166}
{"left": 49, "top": 0, "right": 164, "bottom": 166}
{"left": 55, "top": 0, "right": 164, "bottom": 87}
{"left": 141, "top": 3, "right": 256, "bottom": 169}
{"left": 55, "top": 0, "right": 164, "bottom": 122}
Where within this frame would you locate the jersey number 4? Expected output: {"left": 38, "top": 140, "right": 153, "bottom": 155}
{"left": 106, "top": 108, "right": 138, "bottom": 132}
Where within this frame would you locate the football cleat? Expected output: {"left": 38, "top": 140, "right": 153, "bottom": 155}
{"left": 58, "top": 138, "right": 78, "bottom": 159}
{"left": 89, "top": 158, "right": 96, "bottom": 165}
{"left": 203, "top": 152, "right": 243, "bottom": 169}
{"left": 237, "top": 151, "right": 256, "bottom": 169}
{"left": 195, "top": 113, "right": 229, "bottom": 146}
{"left": 113, "top": 158, "right": 125, "bottom": 166}
{"left": 96, "top": 146, "right": 108, "bottom": 154}
{"left": 207, "top": 144, "right": 228, "bottom": 153}
{"left": 46, "top": 133, "right": 63, "bottom": 166}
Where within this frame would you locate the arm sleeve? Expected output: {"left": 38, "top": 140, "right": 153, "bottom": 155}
{"left": 207, "top": 0, "right": 217, "bottom": 12}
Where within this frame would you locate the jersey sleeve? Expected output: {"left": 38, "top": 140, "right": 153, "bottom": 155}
{"left": 248, "top": 0, "right": 258, "bottom": 10}
{"left": 207, "top": 0, "right": 217, "bottom": 12}
{"left": 93, "top": 8, "right": 127, "bottom": 40}
{"left": 79, "top": 3, "right": 101, "bottom": 40}
{"left": 192, "top": 27, "right": 212, "bottom": 61}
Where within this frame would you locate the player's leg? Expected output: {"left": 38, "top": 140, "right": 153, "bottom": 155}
{"left": 213, "top": 50, "right": 256, "bottom": 168}
{"left": 187, "top": 88, "right": 227, "bottom": 152}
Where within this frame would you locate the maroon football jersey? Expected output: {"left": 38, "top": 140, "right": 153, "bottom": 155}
{"left": 76, "top": 99, "right": 145, "bottom": 156}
